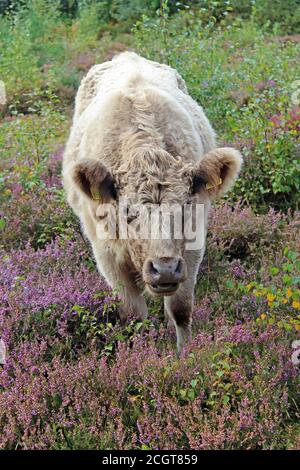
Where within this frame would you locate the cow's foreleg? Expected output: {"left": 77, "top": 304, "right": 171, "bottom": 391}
{"left": 164, "top": 249, "right": 203, "bottom": 355}
{"left": 93, "top": 244, "right": 148, "bottom": 323}
{"left": 118, "top": 286, "right": 148, "bottom": 324}
{"left": 164, "top": 288, "right": 193, "bottom": 355}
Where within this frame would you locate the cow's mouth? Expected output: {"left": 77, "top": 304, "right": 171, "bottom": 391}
{"left": 148, "top": 283, "right": 179, "bottom": 295}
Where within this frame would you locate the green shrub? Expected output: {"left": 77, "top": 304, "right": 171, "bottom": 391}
{"left": 133, "top": 9, "right": 300, "bottom": 211}
{"left": 187, "top": 0, "right": 300, "bottom": 34}
{"left": 253, "top": 0, "right": 300, "bottom": 34}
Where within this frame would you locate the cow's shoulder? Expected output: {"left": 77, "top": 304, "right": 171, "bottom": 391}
{"left": 145, "top": 58, "right": 188, "bottom": 94}
{"left": 73, "top": 61, "right": 114, "bottom": 122}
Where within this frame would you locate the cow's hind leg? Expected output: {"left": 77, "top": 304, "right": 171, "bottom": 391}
{"left": 164, "top": 288, "right": 193, "bottom": 355}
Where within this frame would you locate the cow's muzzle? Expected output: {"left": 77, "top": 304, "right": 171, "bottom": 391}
{"left": 143, "top": 257, "right": 187, "bottom": 296}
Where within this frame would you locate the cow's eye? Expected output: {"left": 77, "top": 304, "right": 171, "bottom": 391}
{"left": 128, "top": 214, "right": 137, "bottom": 224}
{"left": 96, "top": 209, "right": 109, "bottom": 221}
{"left": 126, "top": 207, "right": 138, "bottom": 224}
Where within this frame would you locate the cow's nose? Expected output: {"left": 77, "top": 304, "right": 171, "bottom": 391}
{"left": 149, "top": 258, "right": 183, "bottom": 279}
{"left": 143, "top": 257, "right": 186, "bottom": 295}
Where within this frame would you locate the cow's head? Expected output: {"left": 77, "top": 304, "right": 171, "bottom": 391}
{"left": 71, "top": 147, "right": 242, "bottom": 296}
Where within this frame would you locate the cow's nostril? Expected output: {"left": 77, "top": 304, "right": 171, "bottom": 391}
{"left": 149, "top": 261, "right": 159, "bottom": 275}
{"left": 175, "top": 259, "right": 182, "bottom": 274}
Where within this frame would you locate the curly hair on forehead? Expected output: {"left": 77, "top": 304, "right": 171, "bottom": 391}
{"left": 116, "top": 145, "right": 191, "bottom": 204}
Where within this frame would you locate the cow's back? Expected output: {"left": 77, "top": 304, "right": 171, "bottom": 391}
{"left": 73, "top": 52, "right": 188, "bottom": 122}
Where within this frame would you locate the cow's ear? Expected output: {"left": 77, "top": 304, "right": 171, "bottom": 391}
{"left": 191, "top": 147, "right": 243, "bottom": 197}
{"left": 72, "top": 159, "right": 117, "bottom": 202}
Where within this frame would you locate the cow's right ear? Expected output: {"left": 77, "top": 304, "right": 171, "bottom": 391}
{"left": 72, "top": 159, "right": 117, "bottom": 202}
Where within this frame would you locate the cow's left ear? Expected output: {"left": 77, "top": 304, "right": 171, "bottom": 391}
{"left": 191, "top": 147, "right": 243, "bottom": 197}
